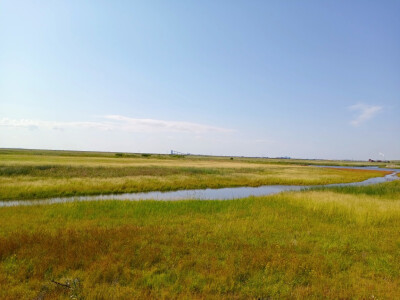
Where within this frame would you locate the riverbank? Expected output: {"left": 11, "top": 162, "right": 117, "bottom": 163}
{"left": 1, "top": 180, "right": 399, "bottom": 299}
{"left": 0, "top": 150, "right": 392, "bottom": 201}
{"left": 1, "top": 170, "right": 397, "bottom": 207}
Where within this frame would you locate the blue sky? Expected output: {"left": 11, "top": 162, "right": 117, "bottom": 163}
{"left": 1, "top": 1, "right": 399, "bottom": 160}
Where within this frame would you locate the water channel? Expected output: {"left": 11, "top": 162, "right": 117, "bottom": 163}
{"left": 1, "top": 166, "right": 398, "bottom": 207}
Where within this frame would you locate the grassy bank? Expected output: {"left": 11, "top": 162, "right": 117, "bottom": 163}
{"left": 0, "top": 180, "right": 399, "bottom": 299}
{"left": 2, "top": 149, "right": 399, "bottom": 169}
{"left": 0, "top": 150, "right": 391, "bottom": 201}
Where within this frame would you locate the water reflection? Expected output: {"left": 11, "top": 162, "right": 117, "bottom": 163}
{"left": 0, "top": 167, "right": 398, "bottom": 207}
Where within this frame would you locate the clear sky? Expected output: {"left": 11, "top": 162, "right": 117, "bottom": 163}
{"left": 1, "top": 1, "right": 399, "bottom": 160}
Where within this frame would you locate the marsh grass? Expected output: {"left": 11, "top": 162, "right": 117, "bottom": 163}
{"left": 0, "top": 181, "right": 399, "bottom": 299}
{"left": 0, "top": 165, "right": 224, "bottom": 177}
{"left": 1, "top": 149, "right": 399, "bottom": 298}
{"left": 0, "top": 151, "right": 391, "bottom": 201}
{"left": 312, "top": 179, "right": 400, "bottom": 198}
{"left": 0, "top": 168, "right": 389, "bottom": 201}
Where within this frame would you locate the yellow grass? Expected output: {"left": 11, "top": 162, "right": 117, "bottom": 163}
{"left": 0, "top": 151, "right": 391, "bottom": 200}
{"left": 0, "top": 181, "right": 399, "bottom": 299}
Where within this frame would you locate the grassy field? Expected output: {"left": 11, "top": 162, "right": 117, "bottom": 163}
{"left": 0, "top": 149, "right": 393, "bottom": 201}
{"left": 1, "top": 148, "right": 399, "bottom": 168}
{"left": 0, "top": 180, "right": 399, "bottom": 299}
{"left": 0, "top": 149, "right": 399, "bottom": 299}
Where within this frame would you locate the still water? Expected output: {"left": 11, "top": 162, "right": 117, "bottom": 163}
{"left": 0, "top": 166, "right": 398, "bottom": 207}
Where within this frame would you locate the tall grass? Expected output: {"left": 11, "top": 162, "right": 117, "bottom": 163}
{"left": 1, "top": 150, "right": 398, "bottom": 297}
{"left": 313, "top": 179, "right": 400, "bottom": 198}
{"left": 0, "top": 180, "right": 399, "bottom": 298}
{"left": 1, "top": 148, "right": 399, "bottom": 168}
{"left": 0, "top": 151, "right": 391, "bottom": 201}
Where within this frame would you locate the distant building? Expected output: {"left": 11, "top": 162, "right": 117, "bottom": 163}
{"left": 368, "top": 159, "right": 390, "bottom": 163}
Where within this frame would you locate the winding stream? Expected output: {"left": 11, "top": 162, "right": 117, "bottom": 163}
{"left": 0, "top": 166, "right": 398, "bottom": 207}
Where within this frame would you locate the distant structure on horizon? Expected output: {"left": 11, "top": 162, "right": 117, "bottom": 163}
{"left": 369, "top": 159, "right": 390, "bottom": 163}
{"left": 170, "top": 150, "right": 190, "bottom": 155}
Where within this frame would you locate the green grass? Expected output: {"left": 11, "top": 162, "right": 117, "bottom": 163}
{"left": 1, "top": 148, "right": 399, "bottom": 167}
{"left": 313, "top": 179, "right": 400, "bottom": 198}
{"left": 0, "top": 149, "right": 392, "bottom": 201}
{"left": 0, "top": 165, "right": 225, "bottom": 177}
{"left": 0, "top": 180, "right": 399, "bottom": 299}
{"left": 1, "top": 149, "right": 399, "bottom": 298}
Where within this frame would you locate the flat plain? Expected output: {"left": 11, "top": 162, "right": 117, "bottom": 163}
{"left": 0, "top": 149, "right": 399, "bottom": 299}
{"left": 0, "top": 149, "right": 395, "bottom": 201}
